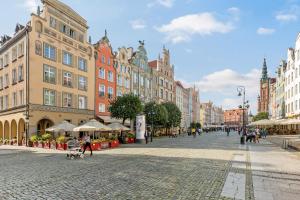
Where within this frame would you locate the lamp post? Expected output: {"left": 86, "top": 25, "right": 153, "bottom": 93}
{"left": 237, "top": 86, "right": 250, "bottom": 136}
{"left": 148, "top": 109, "right": 155, "bottom": 142}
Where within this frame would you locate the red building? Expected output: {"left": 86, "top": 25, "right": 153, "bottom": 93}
{"left": 94, "top": 31, "right": 116, "bottom": 117}
{"left": 224, "top": 108, "right": 248, "bottom": 127}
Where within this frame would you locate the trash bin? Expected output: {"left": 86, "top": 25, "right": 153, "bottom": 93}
{"left": 240, "top": 136, "right": 245, "bottom": 144}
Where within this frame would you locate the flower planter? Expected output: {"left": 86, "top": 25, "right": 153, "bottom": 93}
{"left": 100, "top": 142, "right": 110, "bottom": 149}
{"left": 127, "top": 138, "right": 135, "bottom": 144}
{"left": 110, "top": 140, "right": 119, "bottom": 148}
{"left": 91, "top": 143, "right": 101, "bottom": 151}
{"left": 38, "top": 142, "right": 44, "bottom": 148}
{"left": 50, "top": 142, "right": 57, "bottom": 150}
{"left": 44, "top": 142, "right": 51, "bottom": 149}
{"left": 32, "top": 142, "right": 38, "bottom": 147}
{"left": 57, "top": 143, "right": 67, "bottom": 150}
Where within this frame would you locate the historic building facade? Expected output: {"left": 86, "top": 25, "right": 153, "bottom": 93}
{"left": 0, "top": 0, "right": 95, "bottom": 145}
{"left": 115, "top": 47, "right": 131, "bottom": 97}
{"left": 200, "top": 101, "right": 224, "bottom": 127}
{"left": 275, "top": 60, "right": 286, "bottom": 119}
{"left": 94, "top": 31, "right": 116, "bottom": 117}
{"left": 224, "top": 108, "right": 248, "bottom": 127}
{"left": 148, "top": 46, "right": 174, "bottom": 103}
{"left": 257, "top": 58, "right": 275, "bottom": 114}
{"left": 129, "top": 41, "right": 152, "bottom": 103}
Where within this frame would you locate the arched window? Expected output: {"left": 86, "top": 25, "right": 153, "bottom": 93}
{"left": 35, "top": 21, "right": 43, "bottom": 33}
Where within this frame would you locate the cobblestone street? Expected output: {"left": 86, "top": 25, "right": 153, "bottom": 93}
{"left": 1, "top": 132, "right": 300, "bottom": 200}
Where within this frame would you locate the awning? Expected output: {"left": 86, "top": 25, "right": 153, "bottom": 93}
{"left": 107, "top": 122, "right": 131, "bottom": 131}
{"left": 46, "top": 120, "right": 76, "bottom": 132}
{"left": 73, "top": 119, "right": 112, "bottom": 132}
{"left": 98, "top": 115, "right": 130, "bottom": 126}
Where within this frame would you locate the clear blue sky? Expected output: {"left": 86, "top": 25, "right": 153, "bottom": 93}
{"left": 1, "top": 0, "right": 300, "bottom": 113}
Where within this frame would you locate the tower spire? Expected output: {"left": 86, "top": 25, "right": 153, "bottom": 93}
{"left": 261, "top": 58, "right": 268, "bottom": 81}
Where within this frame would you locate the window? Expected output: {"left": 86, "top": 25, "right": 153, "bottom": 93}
{"left": 166, "top": 91, "right": 168, "bottom": 100}
{"left": 12, "top": 69, "right": 17, "bottom": 84}
{"left": 12, "top": 92, "right": 17, "bottom": 107}
{"left": 99, "top": 103, "right": 105, "bottom": 113}
{"left": 0, "top": 58, "right": 3, "bottom": 69}
{"left": 63, "top": 51, "right": 73, "bottom": 66}
{"left": 133, "top": 72, "right": 138, "bottom": 83}
{"left": 107, "top": 58, "right": 111, "bottom": 65}
{"left": 160, "top": 89, "right": 163, "bottom": 98}
{"left": 44, "top": 43, "right": 56, "bottom": 60}
{"left": 12, "top": 46, "right": 17, "bottom": 61}
{"left": 160, "top": 79, "right": 163, "bottom": 86}
{"left": 0, "top": 77, "right": 3, "bottom": 90}
{"left": 18, "top": 65, "right": 23, "bottom": 81}
{"left": 44, "top": 89, "right": 56, "bottom": 106}
{"left": 43, "top": 65, "right": 56, "bottom": 84}
{"left": 140, "top": 76, "right": 144, "bottom": 86}
{"left": 63, "top": 71, "right": 72, "bottom": 87}
{"left": 108, "top": 87, "right": 113, "bottom": 99}
{"left": 78, "top": 76, "right": 87, "bottom": 91}
{"left": 18, "top": 42, "right": 24, "bottom": 57}
{"left": 108, "top": 71, "right": 114, "bottom": 82}
{"left": 0, "top": 97, "right": 3, "bottom": 110}
{"left": 78, "top": 57, "right": 87, "bottom": 71}
{"left": 117, "top": 90, "right": 122, "bottom": 97}
{"left": 101, "top": 55, "right": 105, "bottom": 63}
{"left": 117, "top": 75, "right": 122, "bottom": 86}
{"left": 99, "top": 68, "right": 105, "bottom": 79}
{"left": 99, "top": 84, "right": 105, "bottom": 97}
{"left": 4, "top": 95, "right": 8, "bottom": 109}
{"left": 78, "top": 96, "right": 87, "bottom": 109}
{"left": 35, "top": 40, "right": 42, "bottom": 56}
{"left": 145, "top": 78, "right": 149, "bottom": 89}
{"left": 63, "top": 93, "right": 72, "bottom": 108}
{"left": 133, "top": 89, "right": 137, "bottom": 96}
{"left": 4, "top": 74, "right": 9, "bottom": 87}
{"left": 78, "top": 34, "right": 84, "bottom": 43}
{"left": 125, "top": 78, "right": 130, "bottom": 89}
{"left": 19, "top": 90, "right": 24, "bottom": 105}
{"left": 50, "top": 17, "right": 57, "bottom": 28}
{"left": 4, "top": 53, "right": 9, "bottom": 66}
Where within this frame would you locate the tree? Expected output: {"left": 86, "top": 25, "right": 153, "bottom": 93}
{"left": 109, "top": 93, "right": 143, "bottom": 124}
{"left": 144, "top": 102, "right": 168, "bottom": 128}
{"left": 253, "top": 112, "right": 269, "bottom": 122}
{"left": 162, "top": 102, "right": 182, "bottom": 128}
{"left": 196, "top": 122, "right": 201, "bottom": 129}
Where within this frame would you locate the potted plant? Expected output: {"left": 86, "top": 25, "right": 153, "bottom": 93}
{"left": 91, "top": 139, "right": 101, "bottom": 151}
{"left": 42, "top": 133, "right": 52, "bottom": 149}
{"left": 127, "top": 133, "right": 135, "bottom": 144}
{"left": 0, "top": 138, "right": 3, "bottom": 145}
{"left": 12, "top": 137, "right": 18, "bottom": 145}
{"left": 50, "top": 139, "right": 57, "bottom": 150}
{"left": 99, "top": 137, "right": 109, "bottom": 149}
{"left": 37, "top": 136, "right": 44, "bottom": 148}
{"left": 30, "top": 135, "right": 39, "bottom": 147}
{"left": 56, "top": 135, "right": 67, "bottom": 150}
{"left": 109, "top": 135, "right": 119, "bottom": 148}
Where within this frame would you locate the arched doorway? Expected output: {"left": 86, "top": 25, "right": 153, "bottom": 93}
{"left": 18, "top": 119, "right": 25, "bottom": 145}
{"left": 37, "top": 118, "right": 54, "bottom": 135}
{"left": 4, "top": 121, "right": 9, "bottom": 144}
{"left": 11, "top": 120, "right": 17, "bottom": 144}
{"left": 0, "top": 122, "right": 3, "bottom": 142}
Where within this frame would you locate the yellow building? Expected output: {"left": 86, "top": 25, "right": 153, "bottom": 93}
{"left": 0, "top": 0, "right": 95, "bottom": 145}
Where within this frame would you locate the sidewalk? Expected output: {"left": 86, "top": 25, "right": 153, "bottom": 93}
{"left": 249, "top": 139, "right": 300, "bottom": 200}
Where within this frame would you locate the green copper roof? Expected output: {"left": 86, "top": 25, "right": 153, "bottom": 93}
{"left": 261, "top": 58, "right": 268, "bottom": 81}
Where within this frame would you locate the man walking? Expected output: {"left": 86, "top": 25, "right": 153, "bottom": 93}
{"left": 82, "top": 134, "right": 92, "bottom": 156}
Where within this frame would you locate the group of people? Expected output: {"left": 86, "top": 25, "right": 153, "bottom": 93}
{"left": 244, "top": 127, "right": 267, "bottom": 143}
{"left": 188, "top": 127, "right": 203, "bottom": 138}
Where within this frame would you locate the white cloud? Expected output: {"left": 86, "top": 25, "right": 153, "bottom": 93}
{"left": 180, "top": 68, "right": 260, "bottom": 112}
{"left": 130, "top": 19, "right": 147, "bottom": 30}
{"left": 23, "top": 0, "right": 40, "bottom": 13}
{"left": 257, "top": 27, "right": 275, "bottom": 35}
{"left": 276, "top": 14, "right": 297, "bottom": 22}
{"left": 147, "top": 0, "right": 174, "bottom": 8}
{"left": 156, "top": 12, "right": 234, "bottom": 44}
{"left": 227, "top": 7, "right": 240, "bottom": 21}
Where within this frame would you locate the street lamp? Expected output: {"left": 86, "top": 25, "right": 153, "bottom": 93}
{"left": 237, "top": 86, "right": 250, "bottom": 136}
{"left": 148, "top": 110, "right": 155, "bottom": 142}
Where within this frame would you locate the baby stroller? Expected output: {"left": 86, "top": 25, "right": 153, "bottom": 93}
{"left": 66, "top": 139, "right": 84, "bottom": 160}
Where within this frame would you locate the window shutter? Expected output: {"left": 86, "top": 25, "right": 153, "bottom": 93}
{"left": 73, "top": 94, "right": 78, "bottom": 108}
{"left": 57, "top": 69, "right": 61, "bottom": 85}
{"left": 57, "top": 49, "right": 62, "bottom": 63}
{"left": 56, "top": 92, "right": 61, "bottom": 107}
{"left": 73, "top": 55, "right": 77, "bottom": 68}
{"left": 73, "top": 74, "right": 77, "bottom": 89}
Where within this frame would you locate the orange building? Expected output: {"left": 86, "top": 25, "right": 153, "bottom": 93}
{"left": 94, "top": 31, "right": 116, "bottom": 117}
{"left": 224, "top": 108, "right": 248, "bottom": 127}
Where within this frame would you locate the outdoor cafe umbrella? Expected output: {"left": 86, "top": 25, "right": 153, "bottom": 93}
{"left": 107, "top": 122, "right": 130, "bottom": 131}
{"left": 279, "top": 118, "right": 300, "bottom": 125}
{"left": 46, "top": 120, "right": 76, "bottom": 132}
{"left": 73, "top": 119, "right": 112, "bottom": 139}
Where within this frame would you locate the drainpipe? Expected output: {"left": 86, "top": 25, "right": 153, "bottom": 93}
{"left": 25, "top": 26, "right": 31, "bottom": 146}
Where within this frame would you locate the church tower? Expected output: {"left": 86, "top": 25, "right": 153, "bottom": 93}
{"left": 257, "top": 58, "right": 271, "bottom": 113}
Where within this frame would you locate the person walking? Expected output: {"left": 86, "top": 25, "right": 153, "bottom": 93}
{"left": 192, "top": 127, "right": 196, "bottom": 138}
{"left": 145, "top": 130, "right": 149, "bottom": 144}
{"left": 82, "top": 134, "right": 92, "bottom": 156}
{"left": 226, "top": 126, "right": 230, "bottom": 136}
